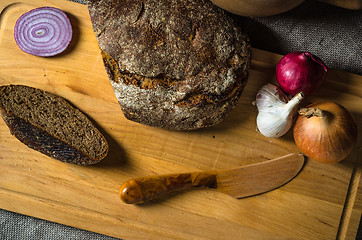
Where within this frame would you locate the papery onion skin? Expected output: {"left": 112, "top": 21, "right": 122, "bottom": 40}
{"left": 255, "top": 83, "right": 291, "bottom": 111}
{"left": 14, "top": 7, "right": 73, "bottom": 57}
{"left": 293, "top": 102, "right": 358, "bottom": 164}
{"left": 276, "top": 51, "right": 327, "bottom": 96}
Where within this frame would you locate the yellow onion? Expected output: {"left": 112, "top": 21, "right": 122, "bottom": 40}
{"left": 293, "top": 102, "right": 358, "bottom": 164}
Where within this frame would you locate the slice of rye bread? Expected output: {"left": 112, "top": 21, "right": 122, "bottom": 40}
{"left": 0, "top": 85, "right": 108, "bottom": 165}
{"left": 86, "top": 0, "right": 251, "bottom": 130}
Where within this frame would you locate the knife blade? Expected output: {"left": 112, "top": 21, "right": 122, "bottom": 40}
{"left": 119, "top": 153, "right": 304, "bottom": 204}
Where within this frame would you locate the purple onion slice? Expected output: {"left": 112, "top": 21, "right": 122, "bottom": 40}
{"left": 14, "top": 7, "right": 73, "bottom": 57}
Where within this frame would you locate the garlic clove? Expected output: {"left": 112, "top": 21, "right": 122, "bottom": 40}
{"left": 255, "top": 83, "right": 304, "bottom": 138}
{"left": 257, "top": 111, "right": 293, "bottom": 138}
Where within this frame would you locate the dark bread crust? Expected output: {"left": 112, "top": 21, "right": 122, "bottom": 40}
{"left": 86, "top": 0, "right": 251, "bottom": 130}
{"left": 0, "top": 85, "right": 108, "bottom": 165}
{"left": 1, "top": 112, "right": 91, "bottom": 164}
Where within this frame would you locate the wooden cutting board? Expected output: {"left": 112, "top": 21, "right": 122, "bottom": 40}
{"left": 0, "top": 0, "right": 361, "bottom": 239}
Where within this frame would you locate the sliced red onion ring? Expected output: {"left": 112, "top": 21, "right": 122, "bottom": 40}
{"left": 14, "top": 7, "right": 73, "bottom": 57}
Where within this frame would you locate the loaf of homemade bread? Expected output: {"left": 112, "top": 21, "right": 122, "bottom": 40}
{"left": 0, "top": 85, "right": 108, "bottom": 165}
{"left": 86, "top": 0, "right": 251, "bottom": 130}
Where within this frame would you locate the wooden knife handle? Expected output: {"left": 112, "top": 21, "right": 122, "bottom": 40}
{"left": 119, "top": 172, "right": 217, "bottom": 204}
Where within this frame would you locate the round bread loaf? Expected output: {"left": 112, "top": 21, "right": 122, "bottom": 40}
{"left": 86, "top": 0, "right": 251, "bottom": 130}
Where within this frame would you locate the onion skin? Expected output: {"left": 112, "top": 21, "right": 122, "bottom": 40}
{"left": 293, "top": 102, "right": 358, "bottom": 164}
{"left": 276, "top": 52, "right": 327, "bottom": 96}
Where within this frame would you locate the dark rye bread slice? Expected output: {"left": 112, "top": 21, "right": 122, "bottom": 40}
{"left": 86, "top": 0, "right": 251, "bottom": 130}
{"left": 0, "top": 85, "right": 108, "bottom": 165}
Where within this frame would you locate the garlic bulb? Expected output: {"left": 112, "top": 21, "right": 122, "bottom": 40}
{"left": 255, "top": 84, "right": 304, "bottom": 138}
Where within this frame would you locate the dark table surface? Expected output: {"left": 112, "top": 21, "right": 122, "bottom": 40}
{"left": 0, "top": 0, "right": 361, "bottom": 239}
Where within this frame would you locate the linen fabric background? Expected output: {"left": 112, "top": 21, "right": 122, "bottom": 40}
{"left": 1, "top": 0, "right": 361, "bottom": 239}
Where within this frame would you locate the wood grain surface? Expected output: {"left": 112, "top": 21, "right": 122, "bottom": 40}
{"left": 0, "top": 0, "right": 361, "bottom": 239}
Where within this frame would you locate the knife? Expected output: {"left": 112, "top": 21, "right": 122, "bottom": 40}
{"left": 119, "top": 153, "right": 304, "bottom": 204}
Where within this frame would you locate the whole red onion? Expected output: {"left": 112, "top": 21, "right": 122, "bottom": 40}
{"left": 276, "top": 51, "right": 327, "bottom": 96}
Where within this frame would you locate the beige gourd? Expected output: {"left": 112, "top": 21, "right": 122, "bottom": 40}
{"left": 209, "top": 0, "right": 305, "bottom": 17}
{"left": 210, "top": 0, "right": 361, "bottom": 17}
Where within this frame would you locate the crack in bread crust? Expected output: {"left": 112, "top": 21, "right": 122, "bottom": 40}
{"left": 101, "top": 50, "right": 247, "bottom": 107}
{"left": 101, "top": 50, "right": 181, "bottom": 90}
